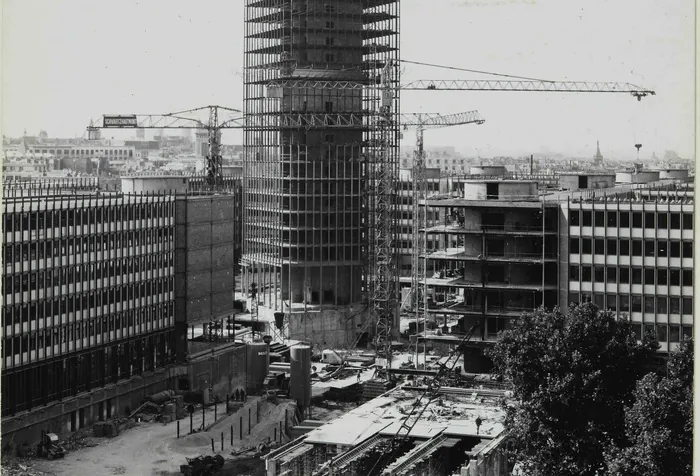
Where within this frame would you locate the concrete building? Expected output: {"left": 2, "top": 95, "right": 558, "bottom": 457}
{"left": 265, "top": 385, "right": 509, "bottom": 476}
{"left": 242, "top": 0, "right": 400, "bottom": 347}
{"left": 406, "top": 180, "right": 560, "bottom": 371}
{"left": 408, "top": 177, "right": 693, "bottom": 369}
{"left": 564, "top": 183, "right": 694, "bottom": 352}
{"left": 1, "top": 176, "right": 244, "bottom": 444}
{"left": 558, "top": 172, "right": 616, "bottom": 191}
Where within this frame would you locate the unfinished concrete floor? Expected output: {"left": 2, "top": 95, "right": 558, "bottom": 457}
{"left": 23, "top": 397, "right": 297, "bottom": 476}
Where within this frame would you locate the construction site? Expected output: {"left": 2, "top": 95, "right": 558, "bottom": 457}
{"left": 1, "top": 1, "right": 666, "bottom": 476}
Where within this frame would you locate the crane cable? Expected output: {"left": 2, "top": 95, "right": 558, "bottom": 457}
{"left": 398, "top": 59, "right": 556, "bottom": 83}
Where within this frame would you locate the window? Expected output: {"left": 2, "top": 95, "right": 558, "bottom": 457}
{"left": 670, "top": 269, "right": 681, "bottom": 286}
{"left": 606, "top": 239, "right": 617, "bottom": 255}
{"left": 582, "top": 266, "right": 592, "bottom": 282}
{"left": 632, "top": 240, "right": 642, "bottom": 256}
{"left": 669, "top": 297, "right": 681, "bottom": 314}
{"left": 658, "top": 213, "right": 668, "bottom": 229}
{"left": 325, "top": 53, "right": 335, "bottom": 62}
{"left": 656, "top": 324, "right": 667, "bottom": 342}
{"left": 582, "top": 211, "right": 592, "bottom": 226}
{"left": 682, "top": 241, "right": 693, "bottom": 259}
{"left": 570, "top": 211, "right": 580, "bottom": 226}
{"left": 324, "top": 4, "right": 336, "bottom": 13}
{"left": 682, "top": 325, "right": 693, "bottom": 339}
{"left": 325, "top": 21, "right": 335, "bottom": 29}
{"left": 631, "top": 295, "right": 642, "bottom": 312}
{"left": 657, "top": 269, "right": 667, "bottom": 285}
{"left": 619, "top": 295, "right": 630, "bottom": 312}
{"left": 644, "top": 240, "right": 655, "bottom": 257}
{"left": 606, "top": 211, "right": 617, "bottom": 227}
{"left": 632, "top": 212, "right": 642, "bottom": 228}
{"left": 595, "top": 239, "right": 605, "bottom": 255}
{"left": 607, "top": 267, "right": 617, "bottom": 283}
{"left": 682, "top": 269, "right": 692, "bottom": 287}
{"left": 682, "top": 297, "right": 692, "bottom": 315}
{"left": 570, "top": 238, "right": 580, "bottom": 254}
{"left": 657, "top": 296, "right": 667, "bottom": 314}
{"left": 657, "top": 241, "right": 668, "bottom": 257}
{"left": 594, "top": 266, "right": 604, "bottom": 283}
{"left": 606, "top": 294, "right": 617, "bottom": 310}
{"left": 619, "top": 240, "right": 630, "bottom": 256}
{"left": 669, "top": 325, "right": 680, "bottom": 342}
{"left": 594, "top": 211, "right": 605, "bottom": 227}
{"left": 619, "top": 267, "right": 630, "bottom": 284}
{"left": 570, "top": 265, "right": 580, "bottom": 281}
{"left": 682, "top": 213, "right": 692, "bottom": 230}
{"left": 644, "top": 296, "right": 655, "bottom": 313}
{"left": 620, "top": 211, "right": 630, "bottom": 228}
{"left": 632, "top": 323, "right": 642, "bottom": 340}
{"left": 670, "top": 241, "right": 681, "bottom": 257}
{"left": 325, "top": 37, "right": 335, "bottom": 46}
{"left": 568, "top": 292, "right": 580, "bottom": 305}
{"left": 632, "top": 268, "right": 642, "bottom": 284}
{"left": 582, "top": 239, "right": 592, "bottom": 254}
{"left": 670, "top": 213, "right": 681, "bottom": 229}
{"left": 644, "top": 212, "right": 655, "bottom": 229}
{"left": 644, "top": 268, "right": 655, "bottom": 285}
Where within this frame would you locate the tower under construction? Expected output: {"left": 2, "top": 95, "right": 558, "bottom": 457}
{"left": 242, "top": 0, "right": 400, "bottom": 346}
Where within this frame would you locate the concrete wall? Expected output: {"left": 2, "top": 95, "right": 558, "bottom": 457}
{"left": 616, "top": 171, "right": 661, "bottom": 184}
{"left": 559, "top": 174, "right": 615, "bottom": 190}
{"left": 1, "top": 365, "right": 188, "bottom": 450}
{"left": 463, "top": 181, "right": 537, "bottom": 200}
{"left": 469, "top": 166, "right": 507, "bottom": 176}
{"left": 658, "top": 169, "right": 689, "bottom": 180}
{"left": 186, "top": 344, "right": 248, "bottom": 401}
{"left": 287, "top": 307, "right": 370, "bottom": 349}
{"left": 175, "top": 195, "right": 238, "bottom": 329}
{"left": 121, "top": 177, "right": 188, "bottom": 193}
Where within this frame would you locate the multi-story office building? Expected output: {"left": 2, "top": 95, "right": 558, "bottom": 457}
{"left": 2, "top": 192, "right": 177, "bottom": 419}
{"left": 411, "top": 176, "right": 693, "bottom": 369}
{"left": 565, "top": 183, "right": 694, "bottom": 352}
{"left": 1, "top": 176, "right": 244, "bottom": 443}
{"left": 242, "top": 0, "right": 400, "bottom": 346}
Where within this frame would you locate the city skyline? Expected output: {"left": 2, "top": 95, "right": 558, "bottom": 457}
{"left": 1, "top": 0, "right": 695, "bottom": 160}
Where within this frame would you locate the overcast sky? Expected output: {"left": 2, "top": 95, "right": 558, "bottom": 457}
{"left": 1, "top": 0, "right": 695, "bottom": 159}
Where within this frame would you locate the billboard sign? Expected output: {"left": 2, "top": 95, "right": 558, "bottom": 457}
{"left": 103, "top": 115, "right": 138, "bottom": 128}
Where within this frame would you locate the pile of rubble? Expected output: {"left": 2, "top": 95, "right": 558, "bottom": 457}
{"left": 0, "top": 458, "right": 50, "bottom": 476}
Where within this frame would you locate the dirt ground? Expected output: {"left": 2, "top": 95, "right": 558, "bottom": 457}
{"left": 14, "top": 397, "right": 296, "bottom": 476}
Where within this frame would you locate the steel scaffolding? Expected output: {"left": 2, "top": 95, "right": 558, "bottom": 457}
{"left": 243, "top": 0, "right": 400, "bottom": 348}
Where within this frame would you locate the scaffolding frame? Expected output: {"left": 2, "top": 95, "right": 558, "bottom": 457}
{"left": 243, "top": 0, "right": 400, "bottom": 349}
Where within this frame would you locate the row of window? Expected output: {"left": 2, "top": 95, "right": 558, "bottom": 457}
{"left": 4, "top": 255, "right": 173, "bottom": 294}
{"left": 570, "top": 238, "right": 692, "bottom": 259}
{"left": 2, "top": 204, "right": 174, "bottom": 233}
{"left": 4, "top": 231, "right": 174, "bottom": 263}
{"left": 3, "top": 281, "right": 174, "bottom": 325}
{"left": 2, "top": 304, "right": 174, "bottom": 359}
{"left": 29, "top": 148, "right": 133, "bottom": 157}
{"left": 570, "top": 209, "right": 693, "bottom": 230}
{"left": 571, "top": 292, "right": 693, "bottom": 317}
{"left": 570, "top": 265, "right": 692, "bottom": 287}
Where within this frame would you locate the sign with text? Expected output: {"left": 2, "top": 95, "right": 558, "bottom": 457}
{"left": 103, "top": 115, "right": 138, "bottom": 128}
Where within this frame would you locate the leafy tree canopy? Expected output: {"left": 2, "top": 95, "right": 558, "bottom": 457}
{"left": 488, "top": 303, "right": 659, "bottom": 476}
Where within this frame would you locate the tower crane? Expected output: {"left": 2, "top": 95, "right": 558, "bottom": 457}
{"left": 87, "top": 105, "right": 244, "bottom": 186}
{"left": 267, "top": 63, "right": 656, "bottom": 378}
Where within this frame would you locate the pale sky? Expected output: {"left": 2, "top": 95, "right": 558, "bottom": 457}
{"left": 1, "top": 0, "right": 695, "bottom": 159}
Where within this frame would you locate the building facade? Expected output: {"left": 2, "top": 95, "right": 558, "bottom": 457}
{"left": 1, "top": 176, "right": 244, "bottom": 442}
{"left": 1, "top": 193, "right": 178, "bottom": 421}
{"left": 565, "top": 184, "right": 694, "bottom": 352}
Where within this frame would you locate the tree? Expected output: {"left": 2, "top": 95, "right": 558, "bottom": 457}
{"left": 605, "top": 339, "right": 693, "bottom": 476}
{"left": 487, "top": 303, "right": 658, "bottom": 476}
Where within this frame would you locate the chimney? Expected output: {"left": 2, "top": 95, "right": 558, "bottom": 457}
{"left": 530, "top": 155, "right": 534, "bottom": 175}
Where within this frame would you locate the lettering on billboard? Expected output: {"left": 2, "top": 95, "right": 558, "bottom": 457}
{"left": 103, "top": 115, "right": 138, "bottom": 128}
